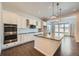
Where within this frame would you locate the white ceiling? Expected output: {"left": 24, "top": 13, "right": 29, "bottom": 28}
{"left": 2, "top": 2, "right": 79, "bottom": 18}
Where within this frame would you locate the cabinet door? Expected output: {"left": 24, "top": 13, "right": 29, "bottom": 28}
{"left": 17, "top": 16, "right": 26, "bottom": 28}
{"left": 3, "top": 10, "right": 17, "bottom": 24}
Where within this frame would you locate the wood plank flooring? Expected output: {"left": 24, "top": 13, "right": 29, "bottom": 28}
{"left": 1, "top": 41, "right": 44, "bottom": 56}
{"left": 54, "top": 36, "right": 79, "bottom": 56}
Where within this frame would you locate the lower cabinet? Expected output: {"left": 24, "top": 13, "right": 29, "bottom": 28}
{"left": 2, "top": 34, "right": 34, "bottom": 50}
{"left": 18, "top": 34, "right": 34, "bottom": 44}
{"left": 2, "top": 42, "right": 18, "bottom": 50}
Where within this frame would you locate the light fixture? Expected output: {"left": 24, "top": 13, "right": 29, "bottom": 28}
{"left": 50, "top": 2, "right": 57, "bottom": 19}
{"left": 59, "top": 8, "right": 62, "bottom": 21}
{"left": 41, "top": 2, "right": 61, "bottom": 21}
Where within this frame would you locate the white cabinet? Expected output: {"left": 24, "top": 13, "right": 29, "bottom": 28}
{"left": 3, "top": 42, "right": 17, "bottom": 49}
{"left": 29, "top": 20, "right": 42, "bottom": 29}
{"left": 3, "top": 10, "right": 17, "bottom": 24}
{"left": 17, "top": 34, "right": 34, "bottom": 44}
{"left": 2, "top": 10, "right": 26, "bottom": 28}
{"left": 2, "top": 34, "right": 34, "bottom": 50}
{"left": 29, "top": 19, "right": 36, "bottom": 25}
{"left": 17, "top": 16, "right": 26, "bottom": 28}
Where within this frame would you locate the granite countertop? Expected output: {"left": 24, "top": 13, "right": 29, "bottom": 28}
{"left": 17, "top": 32, "right": 43, "bottom": 35}
{"left": 34, "top": 33, "right": 64, "bottom": 41}
{"left": 17, "top": 28, "right": 40, "bottom": 35}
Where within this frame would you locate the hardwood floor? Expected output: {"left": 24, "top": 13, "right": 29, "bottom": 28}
{"left": 1, "top": 41, "right": 44, "bottom": 56}
{"left": 1, "top": 36, "right": 79, "bottom": 56}
{"left": 54, "top": 36, "right": 79, "bottom": 56}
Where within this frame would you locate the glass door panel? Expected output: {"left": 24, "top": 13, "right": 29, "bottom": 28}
{"left": 60, "top": 28, "right": 64, "bottom": 32}
{"left": 60, "top": 24, "right": 64, "bottom": 28}
{"left": 55, "top": 33, "right": 59, "bottom": 37}
{"left": 65, "top": 24, "right": 69, "bottom": 28}
{"left": 55, "top": 28, "right": 58, "bottom": 32}
{"left": 65, "top": 28, "right": 69, "bottom": 32}
{"left": 55, "top": 23, "right": 70, "bottom": 38}
{"left": 55, "top": 25, "right": 58, "bottom": 32}
{"left": 64, "top": 24, "right": 70, "bottom": 35}
{"left": 55, "top": 25, "right": 58, "bottom": 28}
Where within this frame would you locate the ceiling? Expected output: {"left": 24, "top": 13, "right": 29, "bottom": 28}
{"left": 2, "top": 2, "right": 79, "bottom": 18}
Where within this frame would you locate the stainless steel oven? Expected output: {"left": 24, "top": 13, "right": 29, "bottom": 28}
{"left": 4, "top": 24, "right": 17, "bottom": 44}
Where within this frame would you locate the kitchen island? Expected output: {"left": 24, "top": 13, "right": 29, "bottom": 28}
{"left": 34, "top": 33, "right": 63, "bottom": 56}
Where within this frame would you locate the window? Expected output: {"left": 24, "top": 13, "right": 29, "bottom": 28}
{"left": 60, "top": 24, "right": 64, "bottom": 28}
{"left": 55, "top": 23, "right": 70, "bottom": 37}
{"left": 60, "top": 28, "right": 64, "bottom": 32}
{"left": 65, "top": 24, "right": 69, "bottom": 28}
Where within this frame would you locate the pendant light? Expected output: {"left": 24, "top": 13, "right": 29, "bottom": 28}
{"left": 41, "top": 2, "right": 62, "bottom": 21}
{"left": 50, "top": 2, "right": 57, "bottom": 19}
{"left": 57, "top": 2, "right": 62, "bottom": 21}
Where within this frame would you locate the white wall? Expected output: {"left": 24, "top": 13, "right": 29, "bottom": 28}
{"left": 0, "top": 3, "right": 1, "bottom": 54}
{"left": 74, "top": 12, "right": 79, "bottom": 42}
{"left": 0, "top": 3, "right": 2, "bottom": 54}
{"left": 3, "top": 10, "right": 17, "bottom": 24}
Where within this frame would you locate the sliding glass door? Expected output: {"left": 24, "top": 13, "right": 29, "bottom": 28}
{"left": 64, "top": 24, "right": 70, "bottom": 36}
{"left": 55, "top": 23, "right": 70, "bottom": 38}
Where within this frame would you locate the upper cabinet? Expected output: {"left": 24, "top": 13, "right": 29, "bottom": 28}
{"left": 17, "top": 16, "right": 26, "bottom": 28}
{"left": 2, "top": 10, "right": 42, "bottom": 29}
{"left": 3, "top": 10, "right": 17, "bottom": 24}
{"left": 2, "top": 10, "right": 26, "bottom": 28}
{"left": 29, "top": 19, "right": 42, "bottom": 29}
{"left": 29, "top": 19, "right": 36, "bottom": 25}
